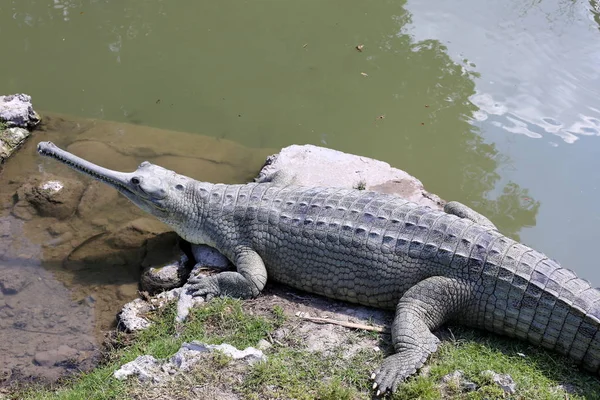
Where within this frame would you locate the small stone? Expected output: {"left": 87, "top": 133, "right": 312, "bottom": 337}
{"left": 257, "top": 339, "right": 272, "bottom": 351}
{"left": 33, "top": 345, "right": 78, "bottom": 367}
{"left": 442, "top": 370, "right": 463, "bottom": 384}
{"left": 117, "top": 298, "right": 152, "bottom": 332}
{"left": 272, "top": 328, "right": 289, "bottom": 341}
{"left": 113, "top": 355, "right": 161, "bottom": 382}
{"left": 141, "top": 254, "right": 188, "bottom": 294}
{"left": 47, "top": 222, "right": 71, "bottom": 237}
{"left": 556, "top": 383, "right": 578, "bottom": 394}
{"left": 463, "top": 380, "right": 478, "bottom": 392}
{"left": 116, "top": 284, "right": 139, "bottom": 301}
{"left": 0, "top": 270, "right": 29, "bottom": 295}
{"left": 481, "top": 370, "right": 516, "bottom": 394}
{"left": 0, "top": 127, "right": 30, "bottom": 160}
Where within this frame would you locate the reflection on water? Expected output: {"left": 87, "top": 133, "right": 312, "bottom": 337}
{"left": 408, "top": 0, "right": 600, "bottom": 145}
{"left": 0, "top": 114, "right": 271, "bottom": 385}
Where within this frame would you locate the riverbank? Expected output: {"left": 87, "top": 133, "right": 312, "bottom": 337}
{"left": 8, "top": 290, "right": 600, "bottom": 400}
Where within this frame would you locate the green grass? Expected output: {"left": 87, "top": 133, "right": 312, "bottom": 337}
{"left": 14, "top": 298, "right": 278, "bottom": 400}
{"left": 10, "top": 299, "right": 600, "bottom": 400}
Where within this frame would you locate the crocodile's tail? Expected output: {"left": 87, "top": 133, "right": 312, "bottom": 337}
{"left": 473, "top": 235, "right": 600, "bottom": 375}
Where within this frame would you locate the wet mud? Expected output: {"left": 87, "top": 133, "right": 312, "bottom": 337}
{"left": 0, "top": 113, "right": 272, "bottom": 386}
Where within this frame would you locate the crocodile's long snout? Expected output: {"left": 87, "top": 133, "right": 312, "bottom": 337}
{"left": 37, "top": 141, "right": 134, "bottom": 192}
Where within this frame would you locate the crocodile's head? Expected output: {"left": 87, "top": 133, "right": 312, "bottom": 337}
{"left": 37, "top": 141, "right": 194, "bottom": 221}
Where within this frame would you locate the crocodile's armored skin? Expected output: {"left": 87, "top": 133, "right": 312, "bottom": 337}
{"left": 37, "top": 141, "right": 600, "bottom": 394}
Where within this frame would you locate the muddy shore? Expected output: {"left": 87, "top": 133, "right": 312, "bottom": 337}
{"left": 0, "top": 112, "right": 272, "bottom": 385}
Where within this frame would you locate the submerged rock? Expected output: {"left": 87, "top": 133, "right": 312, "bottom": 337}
{"left": 65, "top": 218, "right": 172, "bottom": 269}
{"left": 12, "top": 175, "right": 85, "bottom": 220}
{"left": 0, "top": 127, "right": 30, "bottom": 162}
{"left": 0, "top": 94, "right": 41, "bottom": 129}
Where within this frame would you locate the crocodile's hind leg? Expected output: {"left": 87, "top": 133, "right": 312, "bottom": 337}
{"left": 186, "top": 246, "right": 267, "bottom": 300}
{"left": 372, "top": 276, "right": 474, "bottom": 395}
{"left": 444, "top": 201, "right": 497, "bottom": 230}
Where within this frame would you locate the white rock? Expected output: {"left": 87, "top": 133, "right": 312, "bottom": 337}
{"left": 113, "top": 355, "right": 161, "bottom": 382}
{"left": 117, "top": 298, "right": 152, "bottom": 332}
{"left": 256, "top": 144, "right": 444, "bottom": 209}
{"left": 482, "top": 370, "right": 516, "bottom": 394}
{"left": 114, "top": 342, "right": 266, "bottom": 383}
{"left": 0, "top": 94, "right": 40, "bottom": 128}
{"left": 175, "top": 286, "right": 204, "bottom": 323}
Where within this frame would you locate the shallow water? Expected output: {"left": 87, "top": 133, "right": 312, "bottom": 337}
{"left": 1, "top": 0, "right": 600, "bottom": 384}
{"left": 0, "top": 115, "right": 270, "bottom": 383}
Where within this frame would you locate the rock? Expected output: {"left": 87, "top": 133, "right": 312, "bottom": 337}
{"left": 172, "top": 342, "right": 266, "bottom": 368}
{"left": 0, "top": 127, "right": 30, "bottom": 162}
{"left": 0, "top": 94, "right": 40, "bottom": 129}
{"left": 47, "top": 222, "right": 71, "bottom": 237}
{"left": 0, "top": 269, "right": 30, "bottom": 295}
{"left": 256, "top": 144, "right": 444, "bottom": 209}
{"left": 113, "top": 355, "right": 161, "bottom": 382}
{"left": 556, "top": 383, "right": 578, "bottom": 395}
{"left": 481, "top": 370, "right": 516, "bottom": 394}
{"left": 76, "top": 181, "right": 119, "bottom": 220}
{"left": 116, "top": 284, "right": 140, "bottom": 302}
{"left": 66, "top": 218, "right": 172, "bottom": 269}
{"left": 141, "top": 255, "right": 189, "bottom": 294}
{"left": 33, "top": 345, "right": 79, "bottom": 367}
{"left": 114, "top": 341, "right": 266, "bottom": 383}
{"left": 191, "top": 244, "right": 231, "bottom": 270}
{"left": 141, "top": 235, "right": 189, "bottom": 294}
{"left": 441, "top": 370, "right": 477, "bottom": 392}
{"left": 106, "top": 218, "right": 170, "bottom": 249}
{"left": 14, "top": 175, "right": 85, "bottom": 220}
{"left": 175, "top": 286, "right": 204, "bottom": 323}
{"left": 272, "top": 328, "right": 289, "bottom": 341}
{"left": 257, "top": 339, "right": 272, "bottom": 351}
{"left": 116, "top": 298, "right": 152, "bottom": 332}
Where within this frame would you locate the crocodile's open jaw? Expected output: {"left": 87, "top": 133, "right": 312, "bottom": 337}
{"left": 37, "top": 141, "right": 167, "bottom": 215}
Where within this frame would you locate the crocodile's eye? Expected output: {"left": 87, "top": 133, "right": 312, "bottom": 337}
{"left": 175, "top": 184, "right": 185, "bottom": 191}
{"left": 131, "top": 177, "right": 141, "bottom": 185}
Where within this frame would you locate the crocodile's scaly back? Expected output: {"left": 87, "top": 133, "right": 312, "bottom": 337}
{"left": 37, "top": 141, "right": 600, "bottom": 395}
{"left": 189, "top": 182, "right": 600, "bottom": 376}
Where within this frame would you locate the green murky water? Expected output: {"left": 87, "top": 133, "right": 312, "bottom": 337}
{"left": 1, "top": 0, "right": 599, "bottom": 285}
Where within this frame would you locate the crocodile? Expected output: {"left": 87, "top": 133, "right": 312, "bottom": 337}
{"left": 37, "top": 141, "right": 600, "bottom": 395}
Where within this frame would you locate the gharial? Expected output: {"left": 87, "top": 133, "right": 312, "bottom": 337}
{"left": 37, "top": 141, "right": 600, "bottom": 395}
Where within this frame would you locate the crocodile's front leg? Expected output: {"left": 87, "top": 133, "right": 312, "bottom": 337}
{"left": 186, "top": 246, "right": 267, "bottom": 300}
{"left": 373, "top": 276, "right": 474, "bottom": 395}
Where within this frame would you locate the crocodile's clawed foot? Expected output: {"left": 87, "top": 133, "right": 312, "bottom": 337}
{"left": 371, "top": 350, "right": 429, "bottom": 396}
{"left": 186, "top": 275, "right": 219, "bottom": 301}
